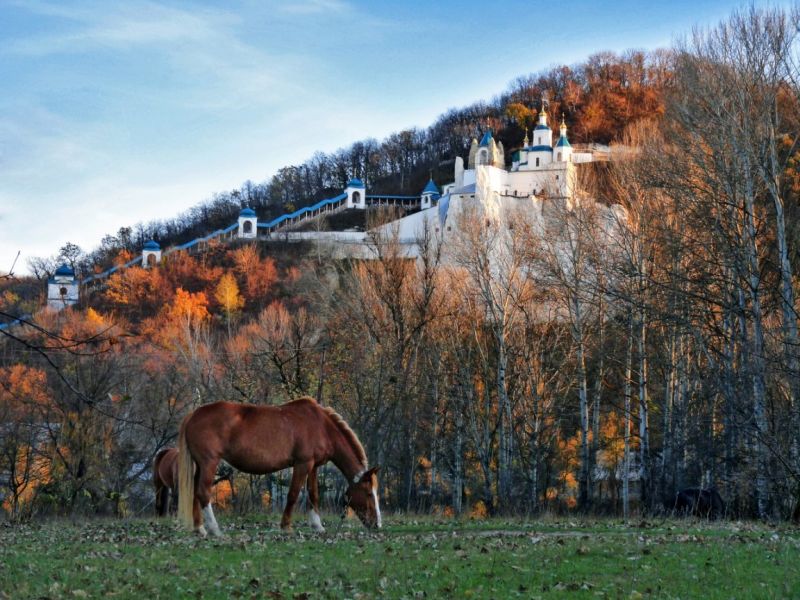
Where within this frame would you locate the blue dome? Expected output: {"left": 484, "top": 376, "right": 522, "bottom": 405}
{"left": 347, "top": 178, "right": 365, "bottom": 188}
{"left": 479, "top": 131, "right": 493, "bottom": 146}
{"left": 529, "top": 145, "right": 553, "bottom": 152}
{"left": 54, "top": 264, "right": 74, "bottom": 277}
{"left": 239, "top": 207, "right": 256, "bottom": 217}
{"left": 534, "top": 124, "right": 550, "bottom": 131}
{"left": 422, "top": 178, "right": 439, "bottom": 195}
{"left": 143, "top": 240, "right": 160, "bottom": 250}
{"left": 555, "top": 136, "right": 571, "bottom": 148}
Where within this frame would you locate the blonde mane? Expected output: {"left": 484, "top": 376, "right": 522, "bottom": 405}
{"left": 322, "top": 405, "right": 368, "bottom": 467}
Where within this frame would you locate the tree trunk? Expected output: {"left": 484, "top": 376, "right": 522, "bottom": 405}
{"left": 576, "top": 321, "right": 591, "bottom": 511}
{"left": 623, "top": 321, "right": 634, "bottom": 521}
{"left": 637, "top": 307, "right": 650, "bottom": 511}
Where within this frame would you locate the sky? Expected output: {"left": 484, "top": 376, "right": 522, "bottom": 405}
{"left": 0, "top": 0, "right": 770, "bottom": 274}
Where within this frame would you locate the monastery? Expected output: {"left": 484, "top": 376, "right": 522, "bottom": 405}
{"left": 42, "top": 109, "right": 621, "bottom": 310}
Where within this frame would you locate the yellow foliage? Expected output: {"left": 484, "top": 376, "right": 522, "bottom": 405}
{"left": 469, "top": 500, "right": 489, "bottom": 520}
{"left": 214, "top": 272, "right": 244, "bottom": 315}
{"left": 85, "top": 307, "right": 106, "bottom": 327}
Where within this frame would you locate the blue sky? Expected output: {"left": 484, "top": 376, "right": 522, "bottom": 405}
{"left": 0, "top": 0, "right": 764, "bottom": 273}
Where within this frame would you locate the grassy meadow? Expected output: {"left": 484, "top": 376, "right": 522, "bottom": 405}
{"left": 0, "top": 514, "right": 798, "bottom": 599}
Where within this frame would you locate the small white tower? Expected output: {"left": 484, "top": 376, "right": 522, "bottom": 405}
{"left": 47, "top": 264, "right": 79, "bottom": 311}
{"left": 142, "top": 240, "right": 162, "bottom": 268}
{"left": 238, "top": 207, "right": 257, "bottom": 239}
{"left": 420, "top": 178, "right": 440, "bottom": 210}
{"left": 530, "top": 107, "right": 553, "bottom": 168}
{"left": 345, "top": 178, "right": 366, "bottom": 209}
{"left": 554, "top": 115, "right": 573, "bottom": 163}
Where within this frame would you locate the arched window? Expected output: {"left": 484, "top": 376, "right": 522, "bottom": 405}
{"left": 352, "top": 191, "right": 361, "bottom": 205}
{"left": 477, "top": 149, "right": 488, "bottom": 165}
{"left": 147, "top": 254, "right": 157, "bottom": 267}
{"left": 59, "top": 287, "right": 67, "bottom": 296}
{"left": 557, "top": 152, "right": 562, "bottom": 161}
{"left": 243, "top": 221, "right": 253, "bottom": 234}
{"left": 535, "top": 157, "right": 540, "bottom": 167}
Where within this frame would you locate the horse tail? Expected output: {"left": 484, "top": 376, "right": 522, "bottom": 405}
{"left": 177, "top": 413, "right": 196, "bottom": 529}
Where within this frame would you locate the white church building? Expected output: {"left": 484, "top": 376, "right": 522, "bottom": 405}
{"left": 370, "top": 108, "right": 611, "bottom": 253}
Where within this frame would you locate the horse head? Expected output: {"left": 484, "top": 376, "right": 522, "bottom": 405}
{"left": 345, "top": 466, "right": 382, "bottom": 529}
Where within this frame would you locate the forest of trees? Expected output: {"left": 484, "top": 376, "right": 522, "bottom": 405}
{"left": 3, "top": 6, "right": 800, "bottom": 522}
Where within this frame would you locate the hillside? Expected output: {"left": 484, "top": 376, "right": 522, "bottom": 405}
{"left": 24, "top": 50, "right": 669, "bottom": 281}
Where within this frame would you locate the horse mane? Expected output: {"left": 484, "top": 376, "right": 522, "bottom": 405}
{"left": 322, "top": 405, "right": 368, "bottom": 468}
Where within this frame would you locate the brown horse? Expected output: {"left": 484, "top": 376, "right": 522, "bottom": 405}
{"left": 177, "top": 397, "right": 381, "bottom": 537}
{"left": 153, "top": 447, "right": 179, "bottom": 516}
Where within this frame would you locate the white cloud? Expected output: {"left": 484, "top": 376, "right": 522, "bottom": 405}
{"left": 273, "top": 0, "right": 351, "bottom": 16}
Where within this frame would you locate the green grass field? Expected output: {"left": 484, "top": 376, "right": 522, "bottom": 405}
{"left": 1, "top": 514, "right": 798, "bottom": 599}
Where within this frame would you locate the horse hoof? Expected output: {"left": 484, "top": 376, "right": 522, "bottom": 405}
{"left": 196, "top": 526, "right": 208, "bottom": 538}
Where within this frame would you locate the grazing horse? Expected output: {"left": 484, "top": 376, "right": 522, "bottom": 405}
{"left": 177, "top": 397, "right": 381, "bottom": 537}
{"left": 153, "top": 447, "right": 179, "bottom": 516}
{"left": 672, "top": 487, "right": 725, "bottom": 519}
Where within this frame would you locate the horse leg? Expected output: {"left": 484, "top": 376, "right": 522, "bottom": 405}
{"left": 307, "top": 466, "right": 324, "bottom": 533}
{"left": 281, "top": 463, "right": 311, "bottom": 531}
{"left": 192, "top": 466, "right": 206, "bottom": 536}
{"left": 195, "top": 458, "right": 223, "bottom": 537}
{"left": 154, "top": 480, "right": 165, "bottom": 516}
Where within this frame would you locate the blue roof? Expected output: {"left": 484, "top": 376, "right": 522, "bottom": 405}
{"left": 240, "top": 207, "right": 256, "bottom": 217}
{"left": 529, "top": 145, "right": 553, "bottom": 152}
{"left": 422, "top": 179, "right": 439, "bottom": 195}
{"left": 555, "top": 136, "right": 571, "bottom": 148}
{"left": 479, "top": 131, "right": 493, "bottom": 146}
{"left": 534, "top": 124, "right": 550, "bottom": 131}
{"left": 143, "top": 240, "right": 160, "bottom": 250}
{"left": 347, "top": 178, "right": 365, "bottom": 188}
{"left": 54, "top": 264, "right": 74, "bottom": 277}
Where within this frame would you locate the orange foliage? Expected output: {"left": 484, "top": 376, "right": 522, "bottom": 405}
{"left": 232, "top": 246, "right": 278, "bottom": 304}
{"left": 169, "top": 288, "right": 210, "bottom": 325}
{"left": 104, "top": 265, "right": 167, "bottom": 316}
{"left": 114, "top": 249, "right": 134, "bottom": 266}
{"left": 0, "top": 365, "right": 50, "bottom": 411}
{"left": 213, "top": 479, "right": 234, "bottom": 509}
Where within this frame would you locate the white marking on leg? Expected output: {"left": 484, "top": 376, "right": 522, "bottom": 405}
{"left": 372, "top": 487, "right": 382, "bottom": 529}
{"left": 308, "top": 509, "right": 325, "bottom": 532}
{"left": 202, "top": 503, "right": 222, "bottom": 537}
{"left": 196, "top": 525, "right": 208, "bottom": 537}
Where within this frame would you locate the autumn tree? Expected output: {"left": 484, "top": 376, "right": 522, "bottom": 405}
{"left": 215, "top": 272, "right": 245, "bottom": 337}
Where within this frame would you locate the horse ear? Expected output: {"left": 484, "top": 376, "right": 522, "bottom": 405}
{"left": 359, "top": 466, "right": 380, "bottom": 482}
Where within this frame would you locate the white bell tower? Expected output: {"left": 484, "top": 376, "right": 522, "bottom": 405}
{"left": 142, "top": 240, "right": 162, "bottom": 268}
{"left": 420, "top": 178, "right": 440, "bottom": 210}
{"left": 345, "top": 178, "right": 366, "bottom": 209}
{"left": 238, "top": 208, "right": 258, "bottom": 239}
{"left": 47, "top": 264, "right": 79, "bottom": 311}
